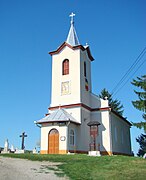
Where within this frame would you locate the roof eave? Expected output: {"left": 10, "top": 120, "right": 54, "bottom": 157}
{"left": 111, "top": 110, "right": 132, "bottom": 126}
{"left": 36, "top": 119, "right": 81, "bottom": 125}
{"left": 49, "top": 42, "right": 94, "bottom": 61}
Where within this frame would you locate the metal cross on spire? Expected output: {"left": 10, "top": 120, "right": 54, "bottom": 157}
{"left": 66, "top": 12, "right": 80, "bottom": 46}
{"left": 69, "top": 12, "right": 75, "bottom": 24}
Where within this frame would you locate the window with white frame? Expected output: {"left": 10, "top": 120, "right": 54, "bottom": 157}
{"left": 70, "top": 129, "right": 75, "bottom": 145}
{"left": 114, "top": 126, "right": 118, "bottom": 142}
{"left": 121, "top": 129, "right": 124, "bottom": 144}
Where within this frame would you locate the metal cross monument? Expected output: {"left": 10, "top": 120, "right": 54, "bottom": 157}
{"left": 69, "top": 12, "right": 75, "bottom": 24}
{"left": 19, "top": 132, "right": 27, "bottom": 150}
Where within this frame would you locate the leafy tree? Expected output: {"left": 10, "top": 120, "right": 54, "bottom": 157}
{"left": 99, "top": 88, "right": 124, "bottom": 116}
{"left": 136, "top": 134, "right": 146, "bottom": 157}
{"left": 131, "top": 75, "right": 146, "bottom": 132}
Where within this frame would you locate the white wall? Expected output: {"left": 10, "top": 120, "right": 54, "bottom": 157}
{"left": 78, "top": 108, "right": 91, "bottom": 151}
{"left": 50, "top": 45, "right": 97, "bottom": 108}
{"left": 110, "top": 112, "right": 132, "bottom": 155}
{"left": 68, "top": 123, "right": 79, "bottom": 152}
{"left": 51, "top": 46, "right": 81, "bottom": 107}
{"left": 41, "top": 124, "right": 68, "bottom": 152}
{"left": 90, "top": 93, "right": 109, "bottom": 108}
{"left": 80, "top": 49, "right": 92, "bottom": 107}
{"left": 90, "top": 110, "right": 112, "bottom": 153}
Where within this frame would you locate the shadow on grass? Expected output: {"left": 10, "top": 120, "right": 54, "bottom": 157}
{"left": 0, "top": 154, "right": 146, "bottom": 179}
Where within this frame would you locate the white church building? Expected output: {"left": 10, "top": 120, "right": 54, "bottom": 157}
{"left": 35, "top": 13, "right": 132, "bottom": 155}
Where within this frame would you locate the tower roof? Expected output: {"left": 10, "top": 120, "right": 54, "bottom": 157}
{"left": 66, "top": 13, "right": 80, "bottom": 46}
{"left": 49, "top": 13, "right": 94, "bottom": 61}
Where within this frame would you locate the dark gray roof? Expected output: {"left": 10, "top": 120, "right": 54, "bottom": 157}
{"left": 87, "top": 121, "right": 101, "bottom": 126}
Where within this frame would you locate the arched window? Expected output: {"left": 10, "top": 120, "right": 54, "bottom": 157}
{"left": 62, "top": 59, "right": 69, "bottom": 75}
{"left": 70, "top": 129, "right": 75, "bottom": 145}
{"left": 84, "top": 62, "right": 87, "bottom": 77}
{"left": 121, "top": 129, "right": 124, "bottom": 144}
{"left": 114, "top": 126, "right": 117, "bottom": 142}
{"left": 49, "top": 128, "right": 59, "bottom": 135}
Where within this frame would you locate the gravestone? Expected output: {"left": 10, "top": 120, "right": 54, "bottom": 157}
{"left": 1, "top": 139, "right": 10, "bottom": 154}
{"left": 143, "top": 153, "right": 146, "bottom": 159}
{"left": 10, "top": 145, "right": 15, "bottom": 153}
{"left": 15, "top": 147, "right": 25, "bottom": 154}
{"left": 32, "top": 147, "right": 38, "bottom": 154}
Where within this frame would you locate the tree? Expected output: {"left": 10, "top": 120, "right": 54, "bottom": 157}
{"left": 99, "top": 88, "right": 124, "bottom": 116}
{"left": 136, "top": 134, "right": 146, "bottom": 157}
{"left": 131, "top": 75, "right": 146, "bottom": 132}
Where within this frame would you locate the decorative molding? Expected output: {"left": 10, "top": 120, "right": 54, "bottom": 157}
{"left": 112, "top": 151, "right": 132, "bottom": 156}
{"left": 49, "top": 42, "right": 94, "bottom": 61}
{"left": 61, "top": 81, "right": 70, "bottom": 95}
{"left": 60, "top": 136, "right": 66, "bottom": 141}
{"left": 69, "top": 150, "right": 88, "bottom": 154}
{"left": 49, "top": 103, "right": 131, "bottom": 126}
{"left": 40, "top": 149, "right": 132, "bottom": 156}
{"left": 40, "top": 150, "right": 68, "bottom": 154}
{"left": 59, "top": 150, "right": 68, "bottom": 154}
{"left": 49, "top": 103, "right": 110, "bottom": 112}
{"left": 45, "top": 113, "right": 50, "bottom": 116}
{"left": 40, "top": 150, "right": 48, "bottom": 154}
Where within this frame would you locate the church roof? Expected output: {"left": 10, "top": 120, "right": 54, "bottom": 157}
{"left": 36, "top": 108, "right": 80, "bottom": 125}
{"left": 66, "top": 13, "right": 80, "bottom": 46}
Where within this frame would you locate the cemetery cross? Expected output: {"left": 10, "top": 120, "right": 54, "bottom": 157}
{"left": 19, "top": 132, "right": 27, "bottom": 150}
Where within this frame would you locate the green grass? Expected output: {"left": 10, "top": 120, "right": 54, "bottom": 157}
{"left": 0, "top": 154, "right": 146, "bottom": 180}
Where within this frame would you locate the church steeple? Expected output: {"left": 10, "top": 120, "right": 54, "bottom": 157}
{"left": 66, "top": 13, "right": 80, "bottom": 46}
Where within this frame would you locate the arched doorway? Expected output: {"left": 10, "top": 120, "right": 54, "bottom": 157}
{"left": 48, "top": 129, "right": 59, "bottom": 154}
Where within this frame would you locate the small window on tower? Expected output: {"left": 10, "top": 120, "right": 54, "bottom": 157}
{"left": 62, "top": 59, "right": 69, "bottom": 75}
{"left": 84, "top": 62, "right": 87, "bottom": 77}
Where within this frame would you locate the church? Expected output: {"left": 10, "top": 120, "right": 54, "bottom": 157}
{"left": 35, "top": 13, "right": 132, "bottom": 155}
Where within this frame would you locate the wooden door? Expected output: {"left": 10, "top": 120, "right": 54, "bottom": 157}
{"left": 48, "top": 129, "right": 59, "bottom": 154}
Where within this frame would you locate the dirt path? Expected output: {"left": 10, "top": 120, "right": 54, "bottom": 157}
{"left": 0, "top": 156, "right": 69, "bottom": 180}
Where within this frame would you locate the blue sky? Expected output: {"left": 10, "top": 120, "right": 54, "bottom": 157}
{"left": 0, "top": 0, "right": 146, "bottom": 155}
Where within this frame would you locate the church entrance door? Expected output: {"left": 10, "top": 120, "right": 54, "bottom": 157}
{"left": 48, "top": 129, "right": 59, "bottom": 154}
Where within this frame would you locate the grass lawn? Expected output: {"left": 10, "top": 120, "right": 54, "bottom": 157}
{"left": 0, "top": 153, "right": 146, "bottom": 180}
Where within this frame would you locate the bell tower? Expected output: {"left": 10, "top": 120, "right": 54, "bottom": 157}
{"left": 49, "top": 13, "right": 94, "bottom": 109}
{"left": 36, "top": 13, "right": 132, "bottom": 156}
